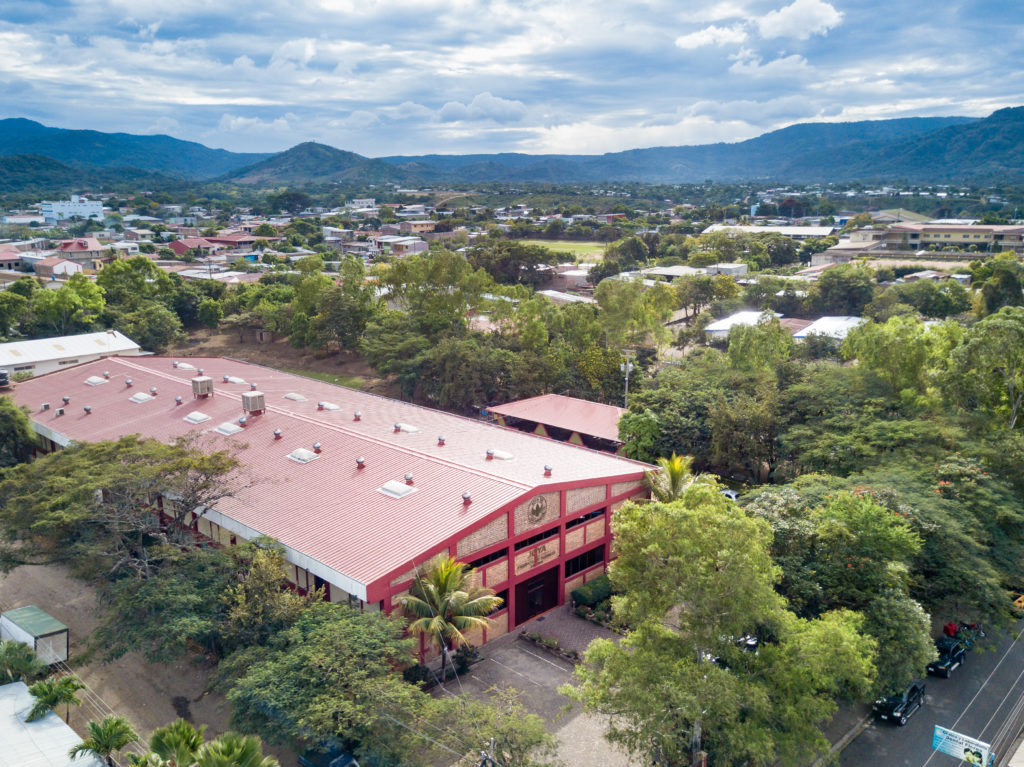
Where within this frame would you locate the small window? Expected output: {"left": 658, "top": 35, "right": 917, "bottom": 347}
{"left": 184, "top": 411, "right": 211, "bottom": 424}
{"left": 129, "top": 392, "right": 154, "bottom": 404}
{"left": 468, "top": 549, "right": 507, "bottom": 570}
{"left": 287, "top": 447, "right": 320, "bottom": 464}
{"left": 514, "top": 526, "right": 558, "bottom": 551}
{"left": 58, "top": 359, "right": 81, "bottom": 366}
{"left": 566, "top": 507, "right": 606, "bottom": 531}
{"left": 84, "top": 375, "right": 107, "bottom": 386}
{"left": 378, "top": 480, "right": 418, "bottom": 499}
{"left": 283, "top": 392, "right": 308, "bottom": 402}
{"left": 565, "top": 544, "right": 605, "bottom": 578}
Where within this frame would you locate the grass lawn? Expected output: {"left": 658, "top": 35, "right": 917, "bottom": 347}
{"left": 518, "top": 239, "right": 608, "bottom": 261}
{"left": 281, "top": 367, "right": 365, "bottom": 389}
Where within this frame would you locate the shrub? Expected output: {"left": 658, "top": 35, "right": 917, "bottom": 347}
{"left": 402, "top": 664, "right": 430, "bottom": 686}
{"left": 542, "top": 637, "right": 559, "bottom": 650}
{"left": 572, "top": 574, "right": 612, "bottom": 607}
{"left": 574, "top": 605, "right": 591, "bottom": 619}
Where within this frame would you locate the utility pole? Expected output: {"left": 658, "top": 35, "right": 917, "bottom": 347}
{"left": 621, "top": 349, "right": 635, "bottom": 408}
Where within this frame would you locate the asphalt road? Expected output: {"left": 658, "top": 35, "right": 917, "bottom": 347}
{"left": 842, "top": 622, "right": 1024, "bottom": 767}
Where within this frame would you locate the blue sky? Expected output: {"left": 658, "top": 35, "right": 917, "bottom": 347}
{"left": 1, "top": 0, "right": 1022, "bottom": 156}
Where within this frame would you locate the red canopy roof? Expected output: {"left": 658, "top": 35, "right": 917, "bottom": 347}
{"left": 488, "top": 394, "right": 627, "bottom": 443}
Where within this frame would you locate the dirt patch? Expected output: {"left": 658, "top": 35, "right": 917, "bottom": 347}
{"left": 0, "top": 565, "right": 297, "bottom": 766}
{"left": 170, "top": 330, "right": 398, "bottom": 397}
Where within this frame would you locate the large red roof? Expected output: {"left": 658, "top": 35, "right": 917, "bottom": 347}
{"left": 10, "top": 357, "right": 646, "bottom": 600}
{"left": 487, "top": 394, "right": 627, "bottom": 443}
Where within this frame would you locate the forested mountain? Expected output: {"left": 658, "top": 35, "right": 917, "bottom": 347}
{"left": 5, "top": 108, "right": 1024, "bottom": 186}
{"left": 0, "top": 118, "right": 268, "bottom": 179}
{"left": 0, "top": 154, "right": 178, "bottom": 196}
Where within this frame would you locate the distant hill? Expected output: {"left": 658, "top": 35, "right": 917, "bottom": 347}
{"left": 0, "top": 154, "right": 177, "bottom": 196}
{"left": 0, "top": 119, "right": 269, "bottom": 179}
{"left": 3, "top": 109, "right": 1024, "bottom": 186}
{"left": 220, "top": 142, "right": 412, "bottom": 185}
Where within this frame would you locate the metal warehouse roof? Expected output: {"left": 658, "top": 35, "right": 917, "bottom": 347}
{"left": 0, "top": 331, "right": 140, "bottom": 368}
{"left": 10, "top": 357, "right": 647, "bottom": 600}
{"left": 487, "top": 394, "right": 626, "bottom": 443}
{"left": 793, "top": 316, "right": 865, "bottom": 340}
{"left": 1, "top": 606, "right": 67, "bottom": 637}
{"left": 0, "top": 682, "right": 104, "bottom": 767}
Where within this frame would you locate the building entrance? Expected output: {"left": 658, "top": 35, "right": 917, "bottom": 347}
{"left": 514, "top": 565, "right": 559, "bottom": 625}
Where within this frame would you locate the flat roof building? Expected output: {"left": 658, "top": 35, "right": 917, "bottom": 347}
{"left": 0, "top": 331, "right": 142, "bottom": 377}
{"left": 0, "top": 682, "right": 104, "bottom": 767}
{"left": 9, "top": 358, "right": 648, "bottom": 657}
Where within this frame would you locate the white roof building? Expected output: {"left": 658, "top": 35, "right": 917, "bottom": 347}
{"left": 0, "top": 331, "right": 143, "bottom": 376}
{"left": 702, "top": 224, "right": 836, "bottom": 239}
{"left": 704, "top": 311, "right": 782, "bottom": 338}
{"left": 793, "top": 316, "right": 865, "bottom": 340}
{"left": 0, "top": 682, "right": 104, "bottom": 767}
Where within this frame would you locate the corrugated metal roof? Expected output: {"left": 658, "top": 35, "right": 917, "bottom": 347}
{"left": 0, "top": 682, "right": 104, "bottom": 767}
{"left": 1, "top": 606, "right": 67, "bottom": 637}
{"left": 487, "top": 394, "right": 626, "bottom": 443}
{"left": 10, "top": 357, "right": 648, "bottom": 597}
{"left": 0, "top": 332, "right": 141, "bottom": 368}
{"left": 793, "top": 316, "right": 865, "bottom": 340}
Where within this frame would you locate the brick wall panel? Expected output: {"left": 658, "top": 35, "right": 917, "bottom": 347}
{"left": 487, "top": 612, "right": 508, "bottom": 640}
{"left": 611, "top": 480, "right": 643, "bottom": 498}
{"left": 564, "top": 527, "right": 586, "bottom": 553}
{"left": 564, "top": 575, "right": 584, "bottom": 601}
{"left": 585, "top": 517, "right": 606, "bottom": 544}
{"left": 484, "top": 559, "right": 508, "bottom": 587}
{"left": 566, "top": 484, "right": 606, "bottom": 514}
{"left": 456, "top": 514, "right": 508, "bottom": 558}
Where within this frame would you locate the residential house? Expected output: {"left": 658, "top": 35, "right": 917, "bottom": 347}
{"left": 33, "top": 257, "right": 83, "bottom": 279}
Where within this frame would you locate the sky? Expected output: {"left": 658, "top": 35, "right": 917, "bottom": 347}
{"left": 1, "top": 0, "right": 1022, "bottom": 157}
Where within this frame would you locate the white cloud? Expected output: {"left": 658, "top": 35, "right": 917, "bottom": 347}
{"left": 270, "top": 38, "right": 317, "bottom": 67}
{"left": 216, "top": 113, "right": 297, "bottom": 135}
{"left": 144, "top": 116, "right": 181, "bottom": 134}
{"left": 675, "top": 24, "right": 747, "bottom": 49}
{"left": 729, "top": 48, "right": 811, "bottom": 78}
{"left": 756, "top": 0, "right": 843, "bottom": 40}
{"left": 439, "top": 92, "right": 526, "bottom": 123}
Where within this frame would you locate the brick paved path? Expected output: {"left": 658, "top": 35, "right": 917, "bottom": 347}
{"left": 518, "top": 602, "right": 621, "bottom": 655}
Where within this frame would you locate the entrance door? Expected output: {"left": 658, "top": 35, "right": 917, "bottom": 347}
{"left": 514, "top": 565, "right": 559, "bottom": 625}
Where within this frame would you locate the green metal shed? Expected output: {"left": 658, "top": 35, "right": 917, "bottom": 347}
{"left": 0, "top": 605, "right": 69, "bottom": 664}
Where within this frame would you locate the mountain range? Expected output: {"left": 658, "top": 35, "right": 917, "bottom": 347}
{"left": 1, "top": 107, "right": 1022, "bottom": 191}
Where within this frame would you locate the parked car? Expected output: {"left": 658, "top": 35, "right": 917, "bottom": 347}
{"left": 928, "top": 637, "right": 967, "bottom": 678}
{"left": 873, "top": 681, "right": 926, "bottom": 725}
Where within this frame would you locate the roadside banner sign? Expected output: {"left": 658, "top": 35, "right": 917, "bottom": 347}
{"left": 932, "top": 725, "right": 991, "bottom": 765}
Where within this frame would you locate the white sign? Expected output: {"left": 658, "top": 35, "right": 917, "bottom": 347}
{"left": 932, "top": 725, "right": 990, "bottom": 765}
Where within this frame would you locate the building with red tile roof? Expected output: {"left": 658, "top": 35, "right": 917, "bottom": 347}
{"left": 10, "top": 357, "right": 648, "bottom": 655}
{"left": 167, "top": 238, "right": 216, "bottom": 257}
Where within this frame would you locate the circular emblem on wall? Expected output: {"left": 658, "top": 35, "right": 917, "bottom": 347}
{"left": 528, "top": 495, "right": 549, "bottom": 522}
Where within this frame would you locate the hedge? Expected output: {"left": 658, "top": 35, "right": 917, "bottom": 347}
{"left": 572, "top": 574, "right": 612, "bottom": 607}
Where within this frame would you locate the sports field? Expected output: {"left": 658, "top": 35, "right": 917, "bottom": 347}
{"left": 518, "top": 239, "right": 608, "bottom": 261}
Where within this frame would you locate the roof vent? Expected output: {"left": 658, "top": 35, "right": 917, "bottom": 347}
{"left": 197, "top": 368, "right": 204, "bottom": 375}
{"left": 273, "top": 428, "right": 282, "bottom": 440}
{"left": 462, "top": 492, "right": 472, "bottom": 505}
{"left": 62, "top": 396, "right": 70, "bottom": 405}
{"left": 250, "top": 383, "right": 258, "bottom": 391}
{"left": 486, "top": 449, "right": 494, "bottom": 460}
{"left": 378, "top": 480, "right": 417, "bottom": 499}
{"left": 56, "top": 407, "right": 64, "bottom": 416}
{"left": 184, "top": 411, "right": 211, "bottom": 425}
{"left": 172, "top": 361, "right": 178, "bottom": 368}
{"left": 356, "top": 457, "right": 366, "bottom": 468}
{"left": 175, "top": 396, "right": 183, "bottom": 405}
{"left": 83, "top": 405, "right": 92, "bottom": 414}
{"left": 241, "top": 391, "right": 266, "bottom": 415}
{"left": 41, "top": 403, "right": 50, "bottom": 411}
{"left": 222, "top": 375, "right": 229, "bottom": 382}
{"left": 125, "top": 378, "right": 133, "bottom": 388}
{"left": 238, "top": 416, "right": 247, "bottom": 427}
{"left": 84, "top": 376, "right": 106, "bottom": 386}
{"left": 437, "top": 436, "right": 445, "bottom": 446}
{"left": 191, "top": 376, "right": 214, "bottom": 399}
{"left": 404, "top": 473, "right": 414, "bottom": 485}
{"left": 287, "top": 447, "right": 319, "bottom": 464}
{"left": 129, "top": 392, "right": 154, "bottom": 404}
{"left": 214, "top": 421, "right": 244, "bottom": 436}
{"left": 313, "top": 442, "right": 322, "bottom": 454}
{"left": 353, "top": 411, "right": 361, "bottom": 421}
{"left": 102, "top": 371, "right": 109, "bottom": 379}
{"left": 544, "top": 465, "right": 553, "bottom": 477}
{"left": 149, "top": 386, "right": 158, "bottom": 396}
{"left": 393, "top": 422, "right": 419, "bottom": 433}
{"left": 283, "top": 392, "right": 307, "bottom": 402}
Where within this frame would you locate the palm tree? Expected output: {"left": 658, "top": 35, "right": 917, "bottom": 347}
{"left": 400, "top": 556, "right": 503, "bottom": 680}
{"left": 192, "top": 732, "right": 279, "bottom": 767}
{"left": 0, "top": 639, "right": 47, "bottom": 683}
{"left": 26, "top": 674, "right": 86, "bottom": 723}
{"left": 644, "top": 453, "right": 712, "bottom": 502}
{"left": 68, "top": 715, "right": 140, "bottom": 767}
{"left": 148, "top": 719, "right": 206, "bottom": 766}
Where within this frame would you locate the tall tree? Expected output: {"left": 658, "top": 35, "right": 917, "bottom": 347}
{"left": 0, "top": 396, "right": 35, "bottom": 468}
{"left": 68, "top": 715, "right": 140, "bottom": 767}
{"left": 644, "top": 453, "right": 711, "bottom": 502}
{"left": 565, "top": 486, "right": 875, "bottom": 767}
{"left": 400, "top": 557, "right": 502, "bottom": 681}
{"left": 948, "top": 306, "right": 1024, "bottom": 428}
{"left": 148, "top": 718, "right": 207, "bottom": 766}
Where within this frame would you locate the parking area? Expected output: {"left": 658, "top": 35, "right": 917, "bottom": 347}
{"left": 458, "top": 606, "right": 639, "bottom": 767}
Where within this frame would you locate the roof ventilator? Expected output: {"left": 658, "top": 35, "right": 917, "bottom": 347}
{"left": 313, "top": 442, "right": 322, "bottom": 454}
{"left": 437, "top": 436, "right": 445, "bottom": 446}
{"left": 83, "top": 406, "right": 92, "bottom": 414}
{"left": 273, "top": 429, "right": 282, "bottom": 440}
{"left": 544, "top": 465, "right": 553, "bottom": 477}
{"left": 462, "top": 492, "right": 472, "bottom": 505}
{"left": 356, "top": 457, "right": 366, "bottom": 469}
{"left": 241, "top": 391, "right": 266, "bottom": 416}
{"left": 191, "top": 376, "right": 214, "bottom": 399}
{"left": 404, "top": 473, "right": 414, "bottom": 485}
{"left": 125, "top": 378, "right": 132, "bottom": 388}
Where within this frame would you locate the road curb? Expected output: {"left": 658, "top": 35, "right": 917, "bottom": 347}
{"left": 812, "top": 713, "right": 873, "bottom": 767}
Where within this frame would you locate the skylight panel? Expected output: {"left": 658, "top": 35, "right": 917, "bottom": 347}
{"left": 183, "top": 411, "right": 211, "bottom": 425}
{"left": 84, "top": 376, "right": 107, "bottom": 386}
{"left": 394, "top": 422, "right": 419, "bottom": 433}
{"left": 488, "top": 449, "right": 515, "bottom": 460}
{"left": 283, "top": 392, "right": 308, "bottom": 402}
{"left": 319, "top": 402, "right": 341, "bottom": 411}
{"left": 225, "top": 376, "right": 246, "bottom": 385}
{"left": 214, "top": 422, "right": 244, "bottom": 436}
{"left": 287, "top": 447, "right": 319, "bottom": 464}
{"left": 378, "top": 480, "right": 418, "bottom": 499}
{"left": 129, "top": 392, "right": 154, "bottom": 404}
{"left": 176, "top": 362, "right": 196, "bottom": 370}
